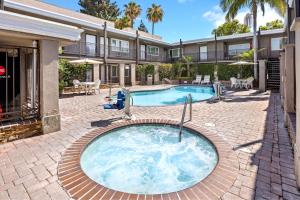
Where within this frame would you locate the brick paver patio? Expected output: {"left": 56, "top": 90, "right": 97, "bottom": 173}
{"left": 0, "top": 85, "right": 299, "bottom": 200}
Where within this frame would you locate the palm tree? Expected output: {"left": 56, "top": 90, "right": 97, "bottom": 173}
{"left": 124, "top": 1, "right": 141, "bottom": 28}
{"left": 147, "top": 4, "right": 164, "bottom": 35}
{"left": 115, "top": 16, "right": 131, "bottom": 30}
{"left": 220, "top": 0, "right": 286, "bottom": 80}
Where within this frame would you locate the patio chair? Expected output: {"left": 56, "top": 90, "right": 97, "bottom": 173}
{"left": 242, "top": 77, "right": 254, "bottom": 89}
{"left": 230, "top": 77, "right": 239, "bottom": 88}
{"left": 91, "top": 80, "right": 101, "bottom": 94}
{"left": 192, "top": 75, "right": 202, "bottom": 84}
{"left": 72, "top": 79, "right": 81, "bottom": 93}
{"left": 201, "top": 75, "right": 211, "bottom": 84}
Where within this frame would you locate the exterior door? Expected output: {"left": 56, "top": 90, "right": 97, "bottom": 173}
{"left": 125, "top": 65, "right": 131, "bottom": 85}
{"left": 100, "top": 37, "right": 108, "bottom": 57}
{"left": 85, "top": 34, "right": 96, "bottom": 56}
{"left": 140, "top": 45, "right": 146, "bottom": 60}
{"left": 200, "top": 46, "right": 208, "bottom": 61}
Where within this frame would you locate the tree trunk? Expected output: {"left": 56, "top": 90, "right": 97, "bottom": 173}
{"left": 152, "top": 22, "right": 154, "bottom": 35}
{"left": 252, "top": 1, "right": 258, "bottom": 80}
{"left": 187, "top": 64, "right": 190, "bottom": 77}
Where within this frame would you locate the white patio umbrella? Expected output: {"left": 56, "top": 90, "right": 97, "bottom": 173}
{"left": 229, "top": 61, "right": 257, "bottom": 66}
{"left": 70, "top": 58, "right": 103, "bottom": 107}
{"left": 229, "top": 61, "right": 256, "bottom": 78}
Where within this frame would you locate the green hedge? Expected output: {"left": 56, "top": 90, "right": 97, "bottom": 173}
{"left": 218, "top": 64, "right": 253, "bottom": 80}
{"left": 157, "top": 62, "right": 254, "bottom": 82}
{"left": 197, "top": 64, "right": 215, "bottom": 79}
{"left": 192, "top": 63, "right": 253, "bottom": 81}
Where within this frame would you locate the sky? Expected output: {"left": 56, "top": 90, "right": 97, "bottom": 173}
{"left": 43, "top": 0, "right": 283, "bottom": 43}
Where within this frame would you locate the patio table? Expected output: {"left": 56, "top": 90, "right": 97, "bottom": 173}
{"left": 236, "top": 79, "right": 247, "bottom": 89}
{"left": 80, "top": 82, "right": 95, "bottom": 94}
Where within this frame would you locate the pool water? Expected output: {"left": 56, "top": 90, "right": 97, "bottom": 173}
{"left": 131, "top": 86, "right": 214, "bottom": 106}
{"left": 80, "top": 125, "right": 218, "bottom": 194}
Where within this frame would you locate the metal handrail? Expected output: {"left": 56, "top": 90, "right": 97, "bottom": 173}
{"left": 179, "top": 94, "right": 192, "bottom": 142}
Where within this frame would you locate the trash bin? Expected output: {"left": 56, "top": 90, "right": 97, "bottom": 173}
{"left": 147, "top": 74, "right": 153, "bottom": 85}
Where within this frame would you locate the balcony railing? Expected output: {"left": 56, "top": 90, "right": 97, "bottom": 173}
{"left": 139, "top": 51, "right": 166, "bottom": 62}
{"left": 61, "top": 42, "right": 137, "bottom": 60}
{"left": 62, "top": 43, "right": 275, "bottom": 63}
{"left": 108, "top": 46, "right": 136, "bottom": 60}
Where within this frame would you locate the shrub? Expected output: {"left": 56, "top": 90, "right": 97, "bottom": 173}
{"left": 136, "top": 64, "right": 155, "bottom": 84}
{"left": 158, "top": 64, "right": 172, "bottom": 80}
{"left": 198, "top": 64, "right": 215, "bottom": 79}
{"left": 59, "top": 59, "right": 89, "bottom": 87}
{"left": 217, "top": 64, "right": 253, "bottom": 80}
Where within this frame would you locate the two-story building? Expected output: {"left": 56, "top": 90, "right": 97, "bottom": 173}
{"left": 0, "top": 0, "right": 288, "bottom": 141}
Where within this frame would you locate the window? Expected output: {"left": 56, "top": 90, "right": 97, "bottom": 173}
{"left": 169, "top": 48, "right": 180, "bottom": 58}
{"left": 85, "top": 34, "right": 96, "bottom": 56}
{"left": 228, "top": 43, "right": 250, "bottom": 55}
{"left": 111, "top": 65, "right": 118, "bottom": 77}
{"left": 200, "top": 46, "right": 208, "bottom": 60}
{"left": 271, "top": 38, "right": 282, "bottom": 51}
{"left": 147, "top": 45, "right": 159, "bottom": 56}
{"left": 111, "top": 38, "right": 129, "bottom": 53}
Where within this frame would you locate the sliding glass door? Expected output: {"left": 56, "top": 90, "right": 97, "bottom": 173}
{"left": 0, "top": 48, "right": 20, "bottom": 121}
{"left": 0, "top": 46, "right": 39, "bottom": 122}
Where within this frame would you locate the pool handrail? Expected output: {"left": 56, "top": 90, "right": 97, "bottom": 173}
{"left": 179, "top": 94, "right": 192, "bottom": 142}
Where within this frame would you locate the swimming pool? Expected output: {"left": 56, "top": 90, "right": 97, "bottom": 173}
{"left": 131, "top": 85, "right": 214, "bottom": 106}
{"left": 80, "top": 124, "right": 218, "bottom": 194}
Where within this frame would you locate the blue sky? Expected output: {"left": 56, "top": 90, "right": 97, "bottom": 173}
{"left": 44, "top": 0, "right": 282, "bottom": 43}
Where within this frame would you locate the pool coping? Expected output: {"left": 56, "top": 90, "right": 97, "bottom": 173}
{"left": 57, "top": 119, "right": 239, "bottom": 200}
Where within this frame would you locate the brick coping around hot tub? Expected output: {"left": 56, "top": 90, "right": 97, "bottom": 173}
{"left": 58, "top": 119, "right": 239, "bottom": 200}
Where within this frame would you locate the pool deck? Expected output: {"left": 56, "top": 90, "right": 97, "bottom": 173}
{"left": 0, "top": 85, "right": 300, "bottom": 200}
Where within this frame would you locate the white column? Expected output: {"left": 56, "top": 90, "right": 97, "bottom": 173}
{"left": 100, "top": 65, "right": 105, "bottom": 82}
{"left": 93, "top": 64, "right": 100, "bottom": 81}
{"left": 294, "top": 22, "right": 300, "bottom": 188}
{"left": 119, "top": 63, "right": 125, "bottom": 87}
{"left": 130, "top": 64, "right": 136, "bottom": 86}
{"left": 39, "top": 40, "right": 60, "bottom": 134}
{"left": 154, "top": 64, "right": 159, "bottom": 85}
{"left": 258, "top": 60, "right": 266, "bottom": 92}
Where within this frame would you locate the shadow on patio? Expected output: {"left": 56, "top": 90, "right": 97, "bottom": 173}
{"left": 225, "top": 92, "right": 300, "bottom": 199}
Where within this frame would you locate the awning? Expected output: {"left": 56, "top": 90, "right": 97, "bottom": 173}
{"left": 0, "top": 10, "right": 83, "bottom": 41}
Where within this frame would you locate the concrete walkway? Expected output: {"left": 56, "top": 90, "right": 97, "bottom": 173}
{"left": 0, "top": 86, "right": 299, "bottom": 200}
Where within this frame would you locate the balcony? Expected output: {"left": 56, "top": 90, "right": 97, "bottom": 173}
{"left": 166, "top": 49, "right": 250, "bottom": 63}
{"left": 61, "top": 42, "right": 137, "bottom": 60}
{"left": 139, "top": 51, "right": 167, "bottom": 63}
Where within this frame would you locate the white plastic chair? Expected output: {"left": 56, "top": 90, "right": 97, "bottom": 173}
{"left": 91, "top": 80, "right": 101, "bottom": 94}
{"left": 230, "top": 77, "right": 238, "bottom": 88}
{"left": 201, "top": 75, "right": 211, "bottom": 84}
{"left": 192, "top": 75, "right": 202, "bottom": 84}
{"left": 242, "top": 77, "right": 254, "bottom": 89}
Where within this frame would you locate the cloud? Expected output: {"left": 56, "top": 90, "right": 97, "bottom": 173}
{"left": 177, "top": 0, "right": 193, "bottom": 4}
{"left": 203, "top": 4, "right": 284, "bottom": 28}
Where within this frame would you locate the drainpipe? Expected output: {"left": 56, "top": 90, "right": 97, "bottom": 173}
{"left": 180, "top": 39, "right": 183, "bottom": 59}
{"left": 136, "top": 30, "right": 139, "bottom": 65}
{"left": 257, "top": 27, "right": 261, "bottom": 59}
{"left": 0, "top": 0, "right": 4, "bottom": 10}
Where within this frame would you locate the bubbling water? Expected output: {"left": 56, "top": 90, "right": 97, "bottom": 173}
{"left": 80, "top": 125, "right": 218, "bottom": 194}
